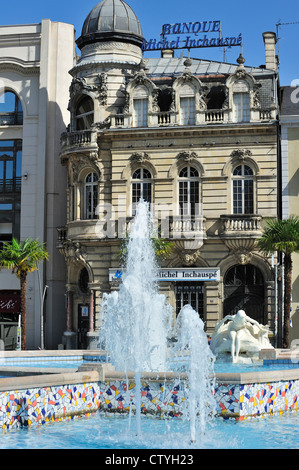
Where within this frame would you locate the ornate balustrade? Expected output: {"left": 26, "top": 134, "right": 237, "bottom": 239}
{"left": 60, "top": 129, "right": 98, "bottom": 156}
{"left": 220, "top": 214, "right": 262, "bottom": 238}
{"left": 205, "top": 109, "right": 225, "bottom": 123}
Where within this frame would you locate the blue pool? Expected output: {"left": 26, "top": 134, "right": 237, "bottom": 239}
{"left": 0, "top": 356, "right": 298, "bottom": 373}
{"left": 0, "top": 410, "right": 298, "bottom": 449}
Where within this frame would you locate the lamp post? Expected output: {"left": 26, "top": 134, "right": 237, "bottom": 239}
{"left": 40, "top": 285, "right": 48, "bottom": 350}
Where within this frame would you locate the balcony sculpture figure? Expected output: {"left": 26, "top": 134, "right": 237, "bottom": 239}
{"left": 210, "top": 310, "right": 273, "bottom": 362}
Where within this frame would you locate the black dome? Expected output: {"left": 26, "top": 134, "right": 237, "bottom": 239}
{"left": 77, "top": 0, "right": 144, "bottom": 50}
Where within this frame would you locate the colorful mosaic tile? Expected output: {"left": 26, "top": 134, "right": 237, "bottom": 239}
{"left": 1, "top": 376, "right": 299, "bottom": 431}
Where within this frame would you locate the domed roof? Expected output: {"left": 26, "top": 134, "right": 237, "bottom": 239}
{"left": 76, "top": 0, "right": 144, "bottom": 50}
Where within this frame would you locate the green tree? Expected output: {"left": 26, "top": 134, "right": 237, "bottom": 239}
{"left": 119, "top": 235, "right": 174, "bottom": 266}
{"left": 0, "top": 238, "right": 49, "bottom": 350}
{"left": 257, "top": 216, "right": 299, "bottom": 349}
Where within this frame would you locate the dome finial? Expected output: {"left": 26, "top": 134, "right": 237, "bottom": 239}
{"left": 237, "top": 53, "right": 245, "bottom": 66}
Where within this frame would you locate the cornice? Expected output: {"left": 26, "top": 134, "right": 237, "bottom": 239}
{"left": 102, "top": 122, "right": 278, "bottom": 140}
{"left": 0, "top": 58, "right": 40, "bottom": 75}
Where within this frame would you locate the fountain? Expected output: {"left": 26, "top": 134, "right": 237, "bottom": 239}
{"left": 171, "top": 304, "right": 216, "bottom": 440}
{"left": 100, "top": 200, "right": 216, "bottom": 442}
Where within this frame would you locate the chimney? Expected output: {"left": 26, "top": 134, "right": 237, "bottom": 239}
{"left": 262, "top": 31, "right": 278, "bottom": 71}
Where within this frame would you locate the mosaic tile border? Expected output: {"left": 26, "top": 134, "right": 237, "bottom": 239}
{"left": 215, "top": 379, "right": 299, "bottom": 420}
{"left": 0, "top": 376, "right": 299, "bottom": 431}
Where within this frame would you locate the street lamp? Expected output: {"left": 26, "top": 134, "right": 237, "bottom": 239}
{"left": 40, "top": 285, "right": 48, "bottom": 350}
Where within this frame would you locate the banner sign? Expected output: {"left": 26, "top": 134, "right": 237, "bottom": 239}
{"left": 142, "top": 20, "right": 242, "bottom": 52}
{"left": 109, "top": 268, "right": 220, "bottom": 283}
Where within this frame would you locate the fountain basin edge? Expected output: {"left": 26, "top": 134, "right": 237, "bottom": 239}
{"left": 0, "top": 356, "right": 299, "bottom": 429}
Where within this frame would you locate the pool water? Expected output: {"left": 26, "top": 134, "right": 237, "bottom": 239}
{"left": 0, "top": 411, "right": 298, "bottom": 449}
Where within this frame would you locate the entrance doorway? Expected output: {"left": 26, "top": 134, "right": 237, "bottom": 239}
{"left": 175, "top": 282, "right": 204, "bottom": 319}
{"left": 223, "top": 264, "right": 265, "bottom": 323}
{"left": 78, "top": 304, "right": 89, "bottom": 349}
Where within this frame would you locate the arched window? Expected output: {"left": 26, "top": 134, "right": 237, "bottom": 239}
{"left": 179, "top": 83, "right": 196, "bottom": 125}
{"left": 0, "top": 91, "right": 23, "bottom": 126}
{"left": 132, "top": 168, "right": 152, "bottom": 214}
{"left": 75, "top": 96, "right": 94, "bottom": 130}
{"left": 84, "top": 172, "right": 98, "bottom": 219}
{"left": 233, "top": 81, "right": 250, "bottom": 122}
{"left": 179, "top": 166, "right": 200, "bottom": 217}
{"left": 232, "top": 164, "right": 254, "bottom": 214}
{"left": 133, "top": 86, "right": 149, "bottom": 127}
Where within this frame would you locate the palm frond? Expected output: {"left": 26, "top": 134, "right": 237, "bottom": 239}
{"left": 257, "top": 216, "right": 299, "bottom": 256}
{"left": 0, "top": 237, "right": 49, "bottom": 278}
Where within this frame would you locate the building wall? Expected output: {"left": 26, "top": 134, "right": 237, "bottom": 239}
{"left": 281, "top": 120, "right": 299, "bottom": 343}
{"left": 0, "top": 21, "right": 75, "bottom": 349}
{"left": 58, "top": 48, "right": 279, "bottom": 348}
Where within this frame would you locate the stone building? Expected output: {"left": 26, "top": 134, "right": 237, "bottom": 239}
{"left": 57, "top": 0, "right": 280, "bottom": 349}
{"left": 280, "top": 85, "right": 299, "bottom": 344}
{"left": 0, "top": 20, "right": 75, "bottom": 349}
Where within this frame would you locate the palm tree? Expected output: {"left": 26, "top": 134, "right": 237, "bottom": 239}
{"left": 0, "top": 238, "right": 49, "bottom": 350}
{"left": 257, "top": 216, "right": 299, "bottom": 349}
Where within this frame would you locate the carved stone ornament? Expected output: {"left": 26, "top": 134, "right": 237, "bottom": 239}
{"left": 235, "top": 67, "right": 247, "bottom": 80}
{"left": 122, "top": 90, "right": 130, "bottom": 114}
{"left": 152, "top": 88, "right": 161, "bottom": 113}
{"left": 177, "top": 151, "right": 199, "bottom": 162}
{"left": 69, "top": 77, "right": 97, "bottom": 99}
{"left": 69, "top": 154, "right": 100, "bottom": 181}
{"left": 253, "top": 83, "right": 262, "bottom": 109}
{"left": 230, "top": 149, "right": 253, "bottom": 161}
{"left": 129, "top": 152, "right": 151, "bottom": 163}
{"left": 60, "top": 241, "right": 87, "bottom": 266}
{"left": 233, "top": 249, "right": 253, "bottom": 265}
{"left": 179, "top": 249, "right": 202, "bottom": 266}
{"left": 96, "top": 73, "right": 108, "bottom": 106}
{"left": 91, "top": 117, "right": 111, "bottom": 130}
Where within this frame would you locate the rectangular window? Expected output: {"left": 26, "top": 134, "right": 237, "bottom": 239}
{"left": 133, "top": 99, "right": 148, "bottom": 127}
{"left": 175, "top": 283, "right": 204, "bottom": 320}
{"left": 180, "top": 97, "right": 196, "bottom": 125}
{"left": 233, "top": 179, "right": 254, "bottom": 214}
{"left": 179, "top": 181, "right": 199, "bottom": 217}
{"left": 132, "top": 182, "right": 152, "bottom": 215}
{"left": 233, "top": 93, "right": 250, "bottom": 122}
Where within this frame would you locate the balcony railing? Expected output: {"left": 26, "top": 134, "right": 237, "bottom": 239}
{"left": 0, "top": 177, "right": 21, "bottom": 193}
{"left": 205, "top": 109, "right": 225, "bottom": 123}
{"left": 220, "top": 214, "right": 262, "bottom": 237}
{"left": 60, "top": 129, "right": 98, "bottom": 155}
{"left": 59, "top": 216, "right": 207, "bottom": 243}
{"left": 107, "top": 106, "right": 276, "bottom": 129}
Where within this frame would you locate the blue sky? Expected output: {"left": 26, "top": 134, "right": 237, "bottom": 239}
{"left": 1, "top": 0, "right": 299, "bottom": 85}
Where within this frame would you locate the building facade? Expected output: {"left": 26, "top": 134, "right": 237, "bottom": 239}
{"left": 0, "top": 20, "right": 75, "bottom": 349}
{"left": 57, "top": 0, "right": 280, "bottom": 349}
{"left": 280, "top": 85, "right": 299, "bottom": 344}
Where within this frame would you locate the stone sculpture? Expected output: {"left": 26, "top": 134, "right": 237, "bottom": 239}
{"left": 210, "top": 310, "right": 273, "bottom": 362}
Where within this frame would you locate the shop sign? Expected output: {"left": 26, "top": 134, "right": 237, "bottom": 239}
{"left": 142, "top": 20, "right": 242, "bottom": 52}
{"left": 109, "top": 268, "right": 220, "bottom": 282}
{"left": 0, "top": 293, "right": 21, "bottom": 313}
